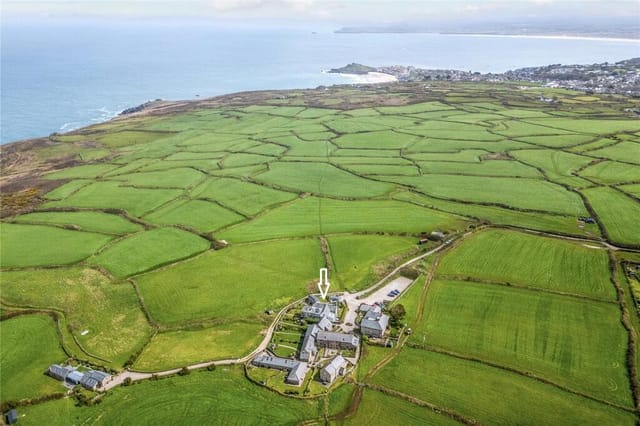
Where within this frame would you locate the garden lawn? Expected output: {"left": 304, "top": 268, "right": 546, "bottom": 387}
{"left": 136, "top": 238, "right": 324, "bottom": 325}
{"left": 0, "top": 223, "right": 111, "bottom": 268}
{"left": 1, "top": 315, "right": 67, "bottom": 402}
{"left": 91, "top": 227, "right": 210, "bottom": 278}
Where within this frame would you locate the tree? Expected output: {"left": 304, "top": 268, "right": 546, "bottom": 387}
{"left": 389, "top": 304, "right": 406, "bottom": 326}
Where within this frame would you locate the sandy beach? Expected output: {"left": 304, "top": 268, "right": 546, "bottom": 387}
{"left": 339, "top": 72, "right": 398, "bottom": 84}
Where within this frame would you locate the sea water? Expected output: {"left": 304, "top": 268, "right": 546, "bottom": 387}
{"left": 2, "top": 19, "right": 638, "bottom": 143}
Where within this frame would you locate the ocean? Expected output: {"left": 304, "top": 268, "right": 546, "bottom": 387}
{"left": 2, "top": 20, "right": 639, "bottom": 144}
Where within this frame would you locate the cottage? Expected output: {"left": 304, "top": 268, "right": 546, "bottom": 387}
{"left": 285, "top": 362, "right": 309, "bottom": 386}
{"left": 360, "top": 313, "right": 390, "bottom": 338}
{"left": 252, "top": 355, "right": 299, "bottom": 371}
{"left": 80, "top": 370, "right": 111, "bottom": 391}
{"left": 47, "top": 364, "right": 75, "bottom": 381}
{"left": 252, "top": 354, "right": 309, "bottom": 386}
{"left": 319, "top": 355, "right": 348, "bottom": 384}
{"left": 5, "top": 409, "right": 18, "bottom": 425}
{"left": 316, "top": 331, "right": 359, "bottom": 350}
{"left": 299, "top": 325, "right": 319, "bottom": 361}
{"left": 301, "top": 302, "right": 338, "bottom": 322}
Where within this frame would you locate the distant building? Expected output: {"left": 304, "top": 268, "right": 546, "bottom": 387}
{"left": 66, "top": 371, "right": 85, "bottom": 386}
{"left": 252, "top": 354, "right": 309, "bottom": 386}
{"left": 5, "top": 409, "right": 18, "bottom": 425}
{"left": 429, "top": 231, "right": 446, "bottom": 241}
{"left": 80, "top": 370, "right": 111, "bottom": 391}
{"left": 316, "top": 331, "right": 359, "bottom": 351}
{"left": 319, "top": 355, "right": 348, "bottom": 384}
{"left": 307, "top": 294, "right": 321, "bottom": 305}
{"left": 302, "top": 302, "right": 338, "bottom": 322}
{"left": 47, "top": 364, "right": 75, "bottom": 381}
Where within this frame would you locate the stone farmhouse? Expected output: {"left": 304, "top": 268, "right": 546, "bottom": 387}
{"left": 301, "top": 301, "right": 338, "bottom": 322}
{"left": 359, "top": 303, "right": 390, "bottom": 338}
{"left": 320, "top": 355, "right": 348, "bottom": 384}
{"left": 252, "top": 354, "right": 309, "bottom": 386}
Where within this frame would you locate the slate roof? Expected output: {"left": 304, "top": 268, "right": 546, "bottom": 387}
{"left": 48, "top": 364, "right": 75, "bottom": 381}
{"left": 316, "top": 331, "right": 359, "bottom": 348}
{"left": 320, "top": 355, "right": 347, "bottom": 383}
{"left": 299, "top": 325, "right": 319, "bottom": 361}
{"left": 253, "top": 354, "right": 299, "bottom": 370}
{"left": 285, "top": 362, "right": 309, "bottom": 385}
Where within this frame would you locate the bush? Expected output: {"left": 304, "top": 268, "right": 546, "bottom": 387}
{"left": 122, "top": 377, "right": 133, "bottom": 386}
{"left": 178, "top": 367, "right": 191, "bottom": 376}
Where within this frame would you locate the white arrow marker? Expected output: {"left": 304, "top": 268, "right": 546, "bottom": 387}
{"left": 318, "top": 268, "right": 330, "bottom": 300}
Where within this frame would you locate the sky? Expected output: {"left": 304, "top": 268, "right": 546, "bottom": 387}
{"left": 3, "top": 0, "right": 639, "bottom": 26}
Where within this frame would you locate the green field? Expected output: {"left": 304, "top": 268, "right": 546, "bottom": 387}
{"left": 583, "top": 187, "right": 640, "bottom": 246}
{"left": 0, "top": 315, "right": 67, "bottom": 402}
{"left": 219, "top": 197, "right": 465, "bottom": 242}
{"left": 372, "top": 347, "right": 635, "bottom": 425}
{"left": 436, "top": 229, "right": 614, "bottom": 299}
{"left": 91, "top": 227, "right": 210, "bottom": 278}
{"left": 134, "top": 321, "right": 264, "bottom": 370}
{"left": 13, "top": 211, "right": 142, "bottom": 235}
{"left": 3, "top": 82, "right": 640, "bottom": 424}
{"left": 15, "top": 367, "right": 323, "bottom": 425}
{"left": 415, "top": 279, "right": 631, "bottom": 406}
{"left": 1, "top": 267, "right": 152, "bottom": 366}
{"left": 1, "top": 223, "right": 112, "bottom": 268}
{"left": 328, "top": 235, "right": 417, "bottom": 291}
{"left": 136, "top": 238, "right": 324, "bottom": 325}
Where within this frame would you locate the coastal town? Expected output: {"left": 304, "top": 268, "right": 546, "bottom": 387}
{"left": 330, "top": 58, "right": 640, "bottom": 97}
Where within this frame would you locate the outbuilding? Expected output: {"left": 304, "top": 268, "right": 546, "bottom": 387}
{"left": 5, "top": 409, "right": 18, "bottom": 425}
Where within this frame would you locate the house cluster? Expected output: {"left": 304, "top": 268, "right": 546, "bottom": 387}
{"left": 252, "top": 294, "right": 359, "bottom": 387}
{"left": 358, "top": 303, "right": 390, "bottom": 338}
{"left": 47, "top": 364, "right": 112, "bottom": 391}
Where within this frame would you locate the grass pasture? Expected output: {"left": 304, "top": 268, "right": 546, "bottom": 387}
{"left": 112, "top": 167, "right": 205, "bottom": 188}
{"left": 0, "top": 315, "right": 67, "bottom": 402}
{"left": 134, "top": 321, "right": 265, "bottom": 371}
{"left": 1, "top": 267, "right": 153, "bottom": 367}
{"left": 16, "top": 367, "right": 323, "bottom": 425}
{"left": 218, "top": 197, "right": 466, "bottom": 243}
{"left": 579, "top": 161, "right": 640, "bottom": 184}
{"left": 144, "top": 199, "right": 244, "bottom": 232}
{"left": 191, "top": 177, "right": 298, "bottom": 216}
{"left": 415, "top": 279, "right": 631, "bottom": 406}
{"left": 328, "top": 235, "right": 417, "bottom": 291}
{"left": 1, "top": 223, "right": 112, "bottom": 268}
{"left": 91, "top": 227, "right": 210, "bottom": 278}
{"left": 136, "top": 238, "right": 324, "bottom": 325}
{"left": 582, "top": 187, "right": 640, "bottom": 246}
{"left": 372, "top": 347, "right": 635, "bottom": 425}
{"left": 13, "top": 211, "right": 142, "bottom": 235}
{"left": 43, "top": 181, "right": 182, "bottom": 217}
{"left": 436, "top": 229, "right": 614, "bottom": 299}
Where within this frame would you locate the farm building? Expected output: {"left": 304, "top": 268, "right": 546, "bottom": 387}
{"left": 80, "top": 370, "right": 111, "bottom": 391}
{"left": 301, "top": 302, "right": 338, "bottom": 322}
{"left": 252, "top": 353, "right": 309, "bottom": 386}
{"left": 360, "top": 304, "right": 390, "bottom": 338}
{"left": 285, "top": 362, "right": 310, "bottom": 386}
{"left": 47, "top": 364, "right": 75, "bottom": 381}
{"left": 316, "top": 331, "right": 359, "bottom": 350}
{"left": 66, "top": 370, "right": 85, "bottom": 386}
{"left": 319, "top": 355, "right": 348, "bottom": 384}
{"left": 5, "top": 409, "right": 18, "bottom": 425}
{"left": 253, "top": 354, "right": 299, "bottom": 371}
{"left": 299, "top": 316, "right": 333, "bottom": 362}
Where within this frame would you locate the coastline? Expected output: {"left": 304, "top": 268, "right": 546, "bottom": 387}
{"left": 337, "top": 31, "right": 640, "bottom": 43}
{"left": 336, "top": 72, "right": 398, "bottom": 84}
